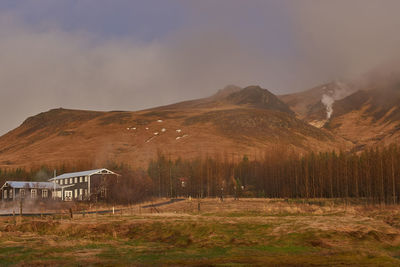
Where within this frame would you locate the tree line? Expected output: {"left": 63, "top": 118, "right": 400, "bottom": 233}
{"left": 1, "top": 144, "right": 400, "bottom": 204}
{"left": 147, "top": 145, "right": 400, "bottom": 204}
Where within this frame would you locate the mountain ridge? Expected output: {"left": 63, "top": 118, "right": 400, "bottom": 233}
{"left": 0, "top": 85, "right": 349, "bottom": 169}
{"left": 2, "top": 77, "right": 399, "bottom": 169}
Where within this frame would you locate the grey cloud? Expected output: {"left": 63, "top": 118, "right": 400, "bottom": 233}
{"left": 0, "top": 13, "right": 284, "bottom": 135}
{"left": 1, "top": 1, "right": 400, "bottom": 135}
{"left": 290, "top": 0, "right": 400, "bottom": 80}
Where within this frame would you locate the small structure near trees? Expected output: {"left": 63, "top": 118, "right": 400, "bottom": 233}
{"left": 0, "top": 168, "right": 120, "bottom": 202}
{"left": 0, "top": 181, "right": 61, "bottom": 201}
{"left": 49, "top": 168, "right": 120, "bottom": 201}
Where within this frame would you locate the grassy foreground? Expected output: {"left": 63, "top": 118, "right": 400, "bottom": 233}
{"left": 1, "top": 198, "right": 400, "bottom": 266}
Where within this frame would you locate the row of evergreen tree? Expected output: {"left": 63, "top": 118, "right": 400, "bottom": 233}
{"left": 1, "top": 144, "right": 400, "bottom": 204}
{"left": 147, "top": 144, "right": 400, "bottom": 204}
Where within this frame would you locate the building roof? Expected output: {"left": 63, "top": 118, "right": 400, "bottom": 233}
{"left": 1, "top": 181, "right": 61, "bottom": 189}
{"left": 48, "top": 168, "right": 119, "bottom": 181}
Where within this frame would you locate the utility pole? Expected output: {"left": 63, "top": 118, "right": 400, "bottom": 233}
{"left": 169, "top": 154, "right": 173, "bottom": 199}
{"left": 391, "top": 152, "right": 396, "bottom": 205}
{"left": 53, "top": 169, "right": 57, "bottom": 199}
{"left": 158, "top": 162, "right": 161, "bottom": 198}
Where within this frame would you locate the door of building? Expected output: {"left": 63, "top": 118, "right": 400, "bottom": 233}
{"left": 64, "top": 191, "right": 73, "bottom": 201}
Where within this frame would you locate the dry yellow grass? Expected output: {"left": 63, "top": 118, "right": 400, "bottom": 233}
{"left": 1, "top": 198, "right": 400, "bottom": 266}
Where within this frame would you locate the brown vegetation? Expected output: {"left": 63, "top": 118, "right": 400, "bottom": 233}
{"left": 1, "top": 144, "right": 400, "bottom": 206}
{"left": 148, "top": 145, "right": 400, "bottom": 205}
{"left": 2, "top": 199, "right": 400, "bottom": 265}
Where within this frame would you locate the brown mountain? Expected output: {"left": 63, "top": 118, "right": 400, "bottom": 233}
{"left": 279, "top": 72, "right": 400, "bottom": 151}
{"left": 279, "top": 81, "right": 356, "bottom": 126}
{"left": 0, "top": 85, "right": 348, "bottom": 169}
{"left": 325, "top": 83, "right": 400, "bottom": 150}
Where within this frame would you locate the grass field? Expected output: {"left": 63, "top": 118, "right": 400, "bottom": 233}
{"left": 2, "top": 198, "right": 400, "bottom": 266}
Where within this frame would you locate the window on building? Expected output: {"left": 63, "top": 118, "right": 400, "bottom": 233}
{"left": 60, "top": 179, "right": 63, "bottom": 185}
{"left": 85, "top": 176, "right": 88, "bottom": 182}
{"left": 79, "top": 188, "right": 83, "bottom": 196}
{"left": 74, "top": 177, "right": 78, "bottom": 183}
{"left": 79, "top": 176, "right": 83, "bottom": 183}
{"left": 9, "top": 189, "right": 13, "bottom": 199}
{"left": 31, "top": 189, "right": 37, "bottom": 199}
{"left": 20, "top": 189, "right": 25, "bottom": 198}
{"left": 42, "top": 189, "right": 48, "bottom": 198}
{"left": 100, "top": 188, "right": 106, "bottom": 198}
{"left": 74, "top": 189, "right": 78, "bottom": 198}
{"left": 70, "top": 178, "right": 73, "bottom": 184}
{"left": 3, "top": 190, "right": 7, "bottom": 199}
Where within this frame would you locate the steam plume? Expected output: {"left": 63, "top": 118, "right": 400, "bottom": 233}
{"left": 321, "top": 94, "right": 334, "bottom": 119}
{"left": 320, "top": 81, "right": 353, "bottom": 120}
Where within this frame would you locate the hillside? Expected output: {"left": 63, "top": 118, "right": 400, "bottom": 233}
{"left": 0, "top": 85, "right": 348, "bottom": 169}
{"left": 279, "top": 81, "right": 355, "bottom": 127}
{"left": 326, "top": 84, "right": 400, "bottom": 150}
{"left": 279, "top": 73, "right": 400, "bottom": 150}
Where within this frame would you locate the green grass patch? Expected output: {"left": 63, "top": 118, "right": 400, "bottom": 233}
{"left": 3, "top": 199, "right": 400, "bottom": 265}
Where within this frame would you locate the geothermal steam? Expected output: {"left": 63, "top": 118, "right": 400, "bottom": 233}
{"left": 321, "top": 94, "right": 334, "bottom": 119}
{"left": 321, "top": 81, "right": 352, "bottom": 120}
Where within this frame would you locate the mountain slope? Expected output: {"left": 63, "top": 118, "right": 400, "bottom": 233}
{"left": 326, "top": 84, "right": 400, "bottom": 150}
{"left": 0, "top": 86, "right": 349, "bottom": 169}
{"left": 279, "top": 81, "right": 355, "bottom": 127}
{"left": 279, "top": 70, "right": 400, "bottom": 150}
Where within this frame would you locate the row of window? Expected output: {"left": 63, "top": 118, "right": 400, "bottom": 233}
{"left": 64, "top": 189, "right": 88, "bottom": 200}
{"left": 56, "top": 176, "right": 88, "bottom": 186}
{"left": 2, "top": 189, "right": 48, "bottom": 199}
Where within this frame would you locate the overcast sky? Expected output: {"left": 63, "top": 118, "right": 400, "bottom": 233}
{"left": 0, "top": 0, "right": 399, "bottom": 134}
